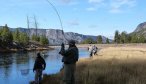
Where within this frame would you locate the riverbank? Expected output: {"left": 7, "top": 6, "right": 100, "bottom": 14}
{"left": 35, "top": 44, "right": 146, "bottom": 84}
{"left": 0, "top": 47, "right": 54, "bottom": 53}
{"left": 0, "top": 41, "right": 56, "bottom": 53}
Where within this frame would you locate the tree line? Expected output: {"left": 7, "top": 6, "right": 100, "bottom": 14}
{"left": 81, "top": 35, "right": 110, "bottom": 44}
{"left": 0, "top": 24, "right": 49, "bottom": 48}
{"left": 114, "top": 30, "right": 146, "bottom": 43}
{"left": 81, "top": 30, "right": 146, "bottom": 44}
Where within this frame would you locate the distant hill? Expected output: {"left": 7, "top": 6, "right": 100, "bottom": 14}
{"left": 17, "top": 28, "right": 111, "bottom": 45}
{"left": 0, "top": 27, "right": 112, "bottom": 45}
{"left": 132, "top": 22, "right": 146, "bottom": 36}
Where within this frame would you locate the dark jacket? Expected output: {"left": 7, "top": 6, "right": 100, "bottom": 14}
{"left": 33, "top": 56, "right": 46, "bottom": 70}
{"left": 60, "top": 46, "right": 79, "bottom": 64}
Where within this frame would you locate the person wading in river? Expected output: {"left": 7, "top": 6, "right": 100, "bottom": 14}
{"left": 33, "top": 53, "right": 46, "bottom": 84}
{"left": 88, "top": 45, "right": 93, "bottom": 57}
{"left": 59, "top": 40, "right": 79, "bottom": 84}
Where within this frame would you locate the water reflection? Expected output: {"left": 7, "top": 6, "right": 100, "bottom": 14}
{"left": 0, "top": 54, "right": 13, "bottom": 66}
{"left": 3, "top": 65, "right": 12, "bottom": 78}
{"left": 0, "top": 48, "right": 89, "bottom": 84}
{"left": 15, "top": 53, "right": 29, "bottom": 64}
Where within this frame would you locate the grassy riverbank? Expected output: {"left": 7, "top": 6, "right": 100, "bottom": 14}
{"left": 31, "top": 44, "right": 146, "bottom": 84}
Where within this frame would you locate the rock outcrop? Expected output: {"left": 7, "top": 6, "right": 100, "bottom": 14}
{"left": 0, "top": 27, "right": 110, "bottom": 45}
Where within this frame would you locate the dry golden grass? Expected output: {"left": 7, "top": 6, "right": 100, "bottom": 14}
{"left": 38, "top": 44, "right": 146, "bottom": 84}
{"left": 96, "top": 46, "right": 146, "bottom": 59}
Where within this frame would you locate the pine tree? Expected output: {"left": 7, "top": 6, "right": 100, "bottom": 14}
{"left": 127, "top": 34, "right": 132, "bottom": 43}
{"left": 81, "top": 38, "right": 96, "bottom": 44}
{"left": 19, "top": 32, "right": 29, "bottom": 45}
{"left": 106, "top": 38, "right": 110, "bottom": 44}
{"left": 0, "top": 36, "right": 1, "bottom": 45}
{"left": 138, "top": 35, "right": 145, "bottom": 43}
{"left": 131, "top": 34, "right": 138, "bottom": 43}
{"left": 114, "top": 30, "right": 120, "bottom": 43}
{"left": 0, "top": 24, "right": 13, "bottom": 46}
{"left": 40, "top": 35, "right": 49, "bottom": 45}
{"left": 32, "top": 34, "right": 40, "bottom": 42}
{"left": 13, "top": 28, "right": 20, "bottom": 42}
{"left": 120, "top": 31, "right": 128, "bottom": 43}
{"left": 97, "top": 35, "right": 103, "bottom": 44}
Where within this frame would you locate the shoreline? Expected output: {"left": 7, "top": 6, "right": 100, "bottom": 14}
{"left": 0, "top": 47, "right": 54, "bottom": 53}
{"left": 1, "top": 43, "right": 146, "bottom": 53}
{"left": 36, "top": 44, "right": 146, "bottom": 84}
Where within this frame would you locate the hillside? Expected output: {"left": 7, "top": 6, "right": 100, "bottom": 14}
{"left": 9, "top": 28, "right": 109, "bottom": 45}
{"left": 132, "top": 22, "right": 146, "bottom": 36}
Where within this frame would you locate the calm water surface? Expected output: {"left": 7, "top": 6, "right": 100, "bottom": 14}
{"left": 0, "top": 47, "right": 89, "bottom": 84}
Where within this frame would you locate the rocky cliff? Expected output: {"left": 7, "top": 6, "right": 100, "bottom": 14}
{"left": 0, "top": 27, "right": 111, "bottom": 45}
{"left": 133, "top": 22, "right": 146, "bottom": 36}
{"left": 13, "top": 28, "right": 110, "bottom": 45}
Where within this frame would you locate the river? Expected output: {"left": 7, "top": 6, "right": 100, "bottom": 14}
{"left": 0, "top": 47, "right": 89, "bottom": 84}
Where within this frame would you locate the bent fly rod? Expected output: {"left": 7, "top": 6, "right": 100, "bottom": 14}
{"left": 45, "top": 0, "right": 69, "bottom": 43}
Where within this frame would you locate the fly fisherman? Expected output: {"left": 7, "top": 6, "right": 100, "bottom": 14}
{"left": 59, "top": 40, "right": 79, "bottom": 84}
{"left": 93, "top": 45, "right": 98, "bottom": 56}
{"left": 88, "top": 45, "right": 93, "bottom": 57}
{"left": 33, "top": 53, "right": 46, "bottom": 84}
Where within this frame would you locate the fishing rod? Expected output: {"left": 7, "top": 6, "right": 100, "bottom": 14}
{"left": 45, "top": 0, "right": 63, "bottom": 31}
{"left": 45, "top": 0, "right": 69, "bottom": 43}
{"left": 20, "top": 0, "right": 69, "bottom": 77}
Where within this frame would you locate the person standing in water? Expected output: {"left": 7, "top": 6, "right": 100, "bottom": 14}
{"left": 88, "top": 45, "right": 93, "bottom": 57}
{"left": 33, "top": 53, "right": 46, "bottom": 84}
{"left": 59, "top": 40, "right": 79, "bottom": 84}
{"left": 92, "top": 45, "right": 98, "bottom": 56}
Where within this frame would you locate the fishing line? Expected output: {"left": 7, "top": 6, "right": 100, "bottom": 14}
{"left": 45, "top": 0, "right": 63, "bottom": 31}
{"left": 20, "top": 0, "right": 67, "bottom": 76}
{"left": 45, "top": 0, "right": 69, "bottom": 43}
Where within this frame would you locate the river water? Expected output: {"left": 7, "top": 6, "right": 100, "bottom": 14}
{"left": 0, "top": 47, "right": 89, "bottom": 84}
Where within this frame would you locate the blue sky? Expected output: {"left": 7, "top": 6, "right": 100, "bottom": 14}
{"left": 0, "top": 0, "right": 146, "bottom": 39}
